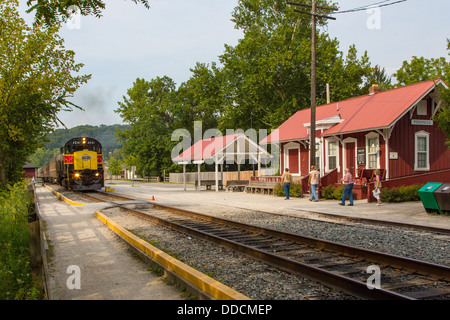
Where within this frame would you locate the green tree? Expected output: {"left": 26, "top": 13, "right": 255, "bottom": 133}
{"left": 109, "top": 148, "right": 124, "bottom": 161}
{"left": 433, "top": 40, "right": 450, "bottom": 147}
{"left": 26, "top": 0, "right": 150, "bottom": 26}
{"left": 0, "top": 0, "right": 90, "bottom": 188}
{"left": 108, "top": 156, "right": 122, "bottom": 178}
{"left": 27, "top": 147, "right": 59, "bottom": 168}
{"left": 174, "top": 62, "right": 225, "bottom": 137}
{"left": 320, "top": 44, "right": 373, "bottom": 103}
{"left": 394, "top": 56, "right": 450, "bottom": 86}
{"left": 218, "top": 0, "right": 374, "bottom": 131}
{"left": 435, "top": 88, "right": 450, "bottom": 147}
{"left": 115, "top": 77, "right": 178, "bottom": 178}
{"left": 393, "top": 40, "right": 450, "bottom": 146}
{"left": 366, "top": 65, "right": 392, "bottom": 90}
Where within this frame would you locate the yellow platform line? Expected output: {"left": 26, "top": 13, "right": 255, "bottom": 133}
{"left": 44, "top": 184, "right": 85, "bottom": 206}
{"left": 95, "top": 210, "right": 250, "bottom": 300}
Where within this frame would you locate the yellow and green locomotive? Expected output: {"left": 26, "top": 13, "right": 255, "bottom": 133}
{"left": 40, "top": 137, "right": 104, "bottom": 191}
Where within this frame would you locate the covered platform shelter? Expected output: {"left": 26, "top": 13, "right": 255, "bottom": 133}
{"left": 172, "top": 133, "right": 273, "bottom": 192}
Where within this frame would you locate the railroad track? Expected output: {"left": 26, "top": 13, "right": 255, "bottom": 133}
{"left": 96, "top": 187, "right": 450, "bottom": 236}
{"left": 213, "top": 202, "right": 450, "bottom": 236}
{"left": 71, "top": 189, "right": 450, "bottom": 300}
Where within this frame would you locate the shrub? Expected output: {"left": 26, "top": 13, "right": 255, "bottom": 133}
{"left": 274, "top": 182, "right": 302, "bottom": 197}
{"left": 274, "top": 183, "right": 284, "bottom": 196}
{"left": 0, "top": 182, "right": 39, "bottom": 300}
{"left": 380, "top": 184, "right": 421, "bottom": 202}
{"left": 321, "top": 185, "right": 336, "bottom": 199}
{"left": 321, "top": 184, "right": 349, "bottom": 200}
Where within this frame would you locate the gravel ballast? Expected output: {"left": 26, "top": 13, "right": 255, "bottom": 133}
{"left": 101, "top": 204, "right": 450, "bottom": 300}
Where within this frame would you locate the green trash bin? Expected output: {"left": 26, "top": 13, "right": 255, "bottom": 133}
{"left": 418, "top": 182, "right": 443, "bottom": 214}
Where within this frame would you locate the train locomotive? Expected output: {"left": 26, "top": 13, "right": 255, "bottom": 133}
{"left": 39, "top": 137, "right": 104, "bottom": 191}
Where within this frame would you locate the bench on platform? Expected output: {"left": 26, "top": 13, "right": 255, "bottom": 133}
{"left": 225, "top": 180, "right": 249, "bottom": 192}
{"left": 245, "top": 181, "right": 279, "bottom": 195}
{"left": 195, "top": 180, "right": 223, "bottom": 190}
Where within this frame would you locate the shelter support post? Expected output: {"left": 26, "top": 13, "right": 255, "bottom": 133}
{"left": 197, "top": 163, "right": 201, "bottom": 191}
{"left": 258, "top": 153, "right": 261, "bottom": 177}
{"left": 215, "top": 160, "right": 219, "bottom": 193}
{"left": 183, "top": 164, "right": 186, "bottom": 191}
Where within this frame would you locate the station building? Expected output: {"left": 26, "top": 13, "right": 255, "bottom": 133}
{"left": 23, "top": 162, "right": 38, "bottom": 179}
{"left": 260, "top": 79, "right": 450, "bottom": 199}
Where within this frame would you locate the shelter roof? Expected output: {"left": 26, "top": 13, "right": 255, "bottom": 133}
{"left": 172, "top": 133, "right": 272, "bottom": 164}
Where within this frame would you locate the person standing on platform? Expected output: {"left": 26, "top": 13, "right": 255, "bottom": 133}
{"left": 281, "top": 168, "right": 293, "bottom": 200}
{"left": 308, "top": 165, "right": 320, "bottom": 202}
{"left": 339, "top": 168, "right": 354, "bottom": 206}
{"left": 373, "top": 169, "right": 382, "bottom": 206}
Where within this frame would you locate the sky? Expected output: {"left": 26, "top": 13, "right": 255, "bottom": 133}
{"left": 18, "top": 0, "right": 450, "bottom": 129}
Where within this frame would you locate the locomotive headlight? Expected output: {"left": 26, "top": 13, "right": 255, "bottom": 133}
{"left": 74, "top": 173, "right": 80, "bottom": 178}
{"left": 95, "top": 173, "right": 99, "bottom": 177}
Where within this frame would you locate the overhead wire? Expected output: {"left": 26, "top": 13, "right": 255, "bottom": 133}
{"left": 333, "top": 0, "right": 407, "bottom": 14}
{"left": 334, "top": 0, "right": 393, "bottom": 13}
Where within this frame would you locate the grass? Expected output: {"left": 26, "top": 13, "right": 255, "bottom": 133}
{"left": 0, "top": 181, "right": 40, "bottom": 300}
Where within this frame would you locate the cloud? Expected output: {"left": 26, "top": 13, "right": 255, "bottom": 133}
{"left": 51, "top": 0, "right": 242, "bottom": 129}
{"left": 57, "top": 84, "right": 122, "bottom": 128}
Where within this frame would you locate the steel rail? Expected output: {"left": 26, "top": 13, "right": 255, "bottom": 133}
{"left": 98, "top": 188, "right": 450, "bottom": 235}
{"left": 149, "top": 202, "right": 450, "bottom": 282}
{"left": 119, "top": 205, "right": 416, "bottom": 300}
{"left": 73, "top": 190, "right": 450, "bottom": 300}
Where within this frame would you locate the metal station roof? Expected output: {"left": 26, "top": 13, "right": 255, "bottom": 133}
{"left": 261, "top": 79, "right": 448, "bottom": 144}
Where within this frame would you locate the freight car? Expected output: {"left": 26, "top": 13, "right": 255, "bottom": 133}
{"left": 39, "top": 137, "right": 104, "bottom": 191}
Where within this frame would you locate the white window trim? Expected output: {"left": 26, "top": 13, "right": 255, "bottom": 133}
{"left": 325, "top": 138, "right": 340, "bottom": 173}
{"left": 414, "top": 130, "right": 430, "bottom": 171}
{"left": 365, "top": 132, "right": 380, "bottom": 169}
{"left": 284, "top": 142, "right": 301, "bottom": 176}
{"left": 308, "top": 138, "right": 322, "bottom": 175}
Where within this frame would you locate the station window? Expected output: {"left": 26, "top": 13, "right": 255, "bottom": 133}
{"left": 365, "top": 132, "right": 380, "bottom": 169}
{"left": 315, "top": 142, "right": 321, "bottom": 171}
{"left": 416, "top": 100, "right": 428, "bottom": 116}
{"left": 415, "top": 131, "right": 430, "bottom": 171}
{"left": 327, "top": 140, "right": 338, "bottom": 171}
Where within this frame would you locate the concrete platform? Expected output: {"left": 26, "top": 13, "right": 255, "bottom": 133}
{"left": 35, "top": 185, "right": 184, "bottom": 300}
{"left": 104, "top": 181, "right": 450, "bottom": 233}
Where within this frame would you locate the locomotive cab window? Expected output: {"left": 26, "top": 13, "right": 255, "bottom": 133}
{"left": 64, "top": 138, "right": 102, "bottom": 154}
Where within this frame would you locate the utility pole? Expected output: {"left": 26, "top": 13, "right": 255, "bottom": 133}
{"left": 287, "top": 1, "right": 336, "bottom": 169}
{"left": 310, "top": 0, "right": 317, "bottom": 169}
